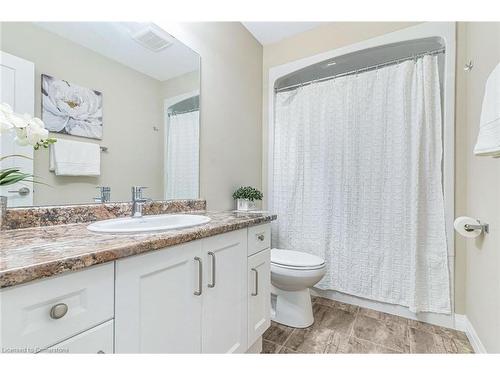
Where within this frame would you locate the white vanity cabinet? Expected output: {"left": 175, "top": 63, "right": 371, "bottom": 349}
{"left": 115, "top": 228, "right": 258, "bottom": 353}
{"left": 1, "top": 223, "right": 272, "bottom": 354}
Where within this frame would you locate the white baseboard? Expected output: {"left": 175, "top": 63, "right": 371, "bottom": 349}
{"left": 454, "top": 314, "right": 467, "bottom": 332}
{"left": 246, "top": 336, "right": 263, "bottom": 354}
{"left": 312, "top": 288, "right": 465, "bottom": 331}
{"left": 463, "top": 316, "right": 487, "bottom": 354}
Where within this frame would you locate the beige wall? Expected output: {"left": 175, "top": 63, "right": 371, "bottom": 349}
{"left": 165, "top": 22, "right": 263, "bottom": 210}
{"left": 459, "top": 22, "right": 500, "bottom": 353}
{"left": 1, "top": 22, "right": 165, "bottom": 205}
{"left": 161, "top": 70, "right": 200, "bottom": 101}
{"left": 454, "top": 23, "right": 469, "bottom": 320}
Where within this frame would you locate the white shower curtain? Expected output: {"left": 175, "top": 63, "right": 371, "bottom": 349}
{"left": 272, "top": 55, "right": 450, "bottom": 313}
{"left": 166, "top": 110, "right": 199, "bottom": 199}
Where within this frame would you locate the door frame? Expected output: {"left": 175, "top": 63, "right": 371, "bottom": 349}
{"left": 0, "top": 50, "right": 35, "bottom": 206}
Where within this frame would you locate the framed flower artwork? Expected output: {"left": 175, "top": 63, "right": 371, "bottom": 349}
{"left": 41, "top": 74, "right": 103, "bottom": 139}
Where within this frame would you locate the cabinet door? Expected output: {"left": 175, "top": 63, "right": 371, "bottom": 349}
{"left": 41, "top": 320, "right": 113, "bottom": 354}
{"left": 201, "top": 229, "right": 248, "bottom": 353}
{"left": 115, "top": 241, "right": 203, "bottom": 353}
{"left": 247, "top": 249, "right": 271, "bottom": 347}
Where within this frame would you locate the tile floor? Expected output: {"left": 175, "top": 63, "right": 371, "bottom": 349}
{"left": 262, "top": 296, "right": 474, "bottom": 354}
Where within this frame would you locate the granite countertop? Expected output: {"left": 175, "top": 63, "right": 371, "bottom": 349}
{"left": 0, "top": 210, "right": 276, "bottom": 289}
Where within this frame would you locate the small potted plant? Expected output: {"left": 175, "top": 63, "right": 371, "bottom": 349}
{"left": 232, "top": 186, "right": 263, "bottom": 211}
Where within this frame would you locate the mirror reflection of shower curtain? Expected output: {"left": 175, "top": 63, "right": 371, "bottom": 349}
{"left": 272, "top": 55, "right": 450, "bottom": 313}
{"left": 166, "top": 110, "right": 199, "bottom": 199}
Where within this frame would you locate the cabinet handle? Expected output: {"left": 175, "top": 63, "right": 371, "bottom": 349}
{"left": 194, "top": 257, "right": 202, "bottom": 296}
{"left": 208, "top": 251, "right": 216, "bottom": 288}
{"left": 251, "top": 268, "right": 259, "bottom": 296}
{"left": 8, "top": 187, "right": 30, "bottom": 196}
{"left": 257, "top": 234, "right": 265, "bottom": 241}
{"left": 49, "top": 303, "right": 68, "bottom": 319}
{"left": 97, "top": 350, "right": 105, "bottom": 354}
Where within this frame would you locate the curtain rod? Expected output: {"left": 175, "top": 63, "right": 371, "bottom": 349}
{"left": 168, "top": 108, "right": 200, "bottom": 116}
{"left": 275, "top": 47, "right": 445, "bottom": 93}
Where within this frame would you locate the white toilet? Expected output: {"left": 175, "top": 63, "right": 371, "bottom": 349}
{"left": 270, "top": 248, "right": 326, "bottom": 328}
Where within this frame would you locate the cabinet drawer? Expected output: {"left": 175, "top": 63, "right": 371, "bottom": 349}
{"left": 41, "top": 320, "right": 114, "bottom": 354}
{"left": 247, "top": 224, "right": 271, "bottom": 256}
{"left": 0, "top": 263, "right": 114, "bottom": 352}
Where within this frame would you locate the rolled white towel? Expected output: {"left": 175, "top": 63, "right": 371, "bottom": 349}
{"left": 474, "top": 62, "right": 500, "bottom": 157}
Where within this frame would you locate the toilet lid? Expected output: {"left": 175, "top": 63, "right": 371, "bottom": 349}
{"left": 271, "top": 248, "right": 325, "bottom": 268}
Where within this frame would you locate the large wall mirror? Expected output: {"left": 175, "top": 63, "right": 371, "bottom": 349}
{"left": 0, "top": 22, "right": 200, "bottom": 207}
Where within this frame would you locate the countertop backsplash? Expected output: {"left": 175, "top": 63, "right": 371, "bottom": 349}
{"left": 0, "top": 199, "right": 207, "bottom": 230}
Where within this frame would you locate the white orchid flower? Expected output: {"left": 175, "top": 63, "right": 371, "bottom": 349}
{"left": 0, "top": 103, "right": 27, "bottom": 133}
{"left": 1, "top": 103, "right": 14, "bottom": 130}
{"left": 27, "top": 119, "right": 49, "bottom": 145}
{"left": 0, "top": 102, "right": 13, "bottom": 113}
{"left": 1, "top": 102, "right": 55, "bottom": 148}
{"left": 1, "top": 103, "right": 55, "bottom": 188}
{"left": 31, "top": 117, "right": 46, "bottom": 129}
{"left": 0, "top": 108, "right": 14, "bottom": 133}
{"left": 14, "top": 116, "right": 50, "bottom": 147}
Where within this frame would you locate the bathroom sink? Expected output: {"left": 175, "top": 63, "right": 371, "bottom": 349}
{"left": 87, "top": 214, "right": 211, "bottom": 234}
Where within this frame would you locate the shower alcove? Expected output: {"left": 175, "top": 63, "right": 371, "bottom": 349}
{"left": 266, "top": 22, "right": 458, "bottom": 329}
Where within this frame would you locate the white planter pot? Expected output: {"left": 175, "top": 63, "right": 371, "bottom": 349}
{"left": 236, "top": 198, "right": 257, "bottom": 211}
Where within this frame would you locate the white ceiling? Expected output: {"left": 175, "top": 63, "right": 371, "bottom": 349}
{"left": 35, "top": 22, "right": 199, "bottom": 82}
{"left": 242, "top": 22, "right": 323, "bottom": 45}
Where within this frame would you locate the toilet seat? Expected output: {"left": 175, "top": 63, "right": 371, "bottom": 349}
{"left": 271, "top": 249, "right": 325, "bottom": 270}
{"left": 271, "top": 263, "right": 325, "bottom": 271}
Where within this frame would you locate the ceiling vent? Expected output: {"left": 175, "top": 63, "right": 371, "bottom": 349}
{"left": 131, "top": 26, "right": 174, "bottom": 52}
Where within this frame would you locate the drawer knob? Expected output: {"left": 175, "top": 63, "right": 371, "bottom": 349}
{"left": 49, "top": 303, "right": 68, "bottom": 319}
{"left": 257, "top": 234, "right": 265, "bottom": 241}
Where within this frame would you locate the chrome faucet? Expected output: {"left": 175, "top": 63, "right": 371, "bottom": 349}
{"left": 131, "top": 186, "right": 150, "bottom": 218}
{"left": 94, "top": 186, "right": 111, "bottom": 203}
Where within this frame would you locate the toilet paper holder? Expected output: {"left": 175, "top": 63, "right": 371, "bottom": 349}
{"left": 464, "top": 220, "right": 489, "bottom": 234}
